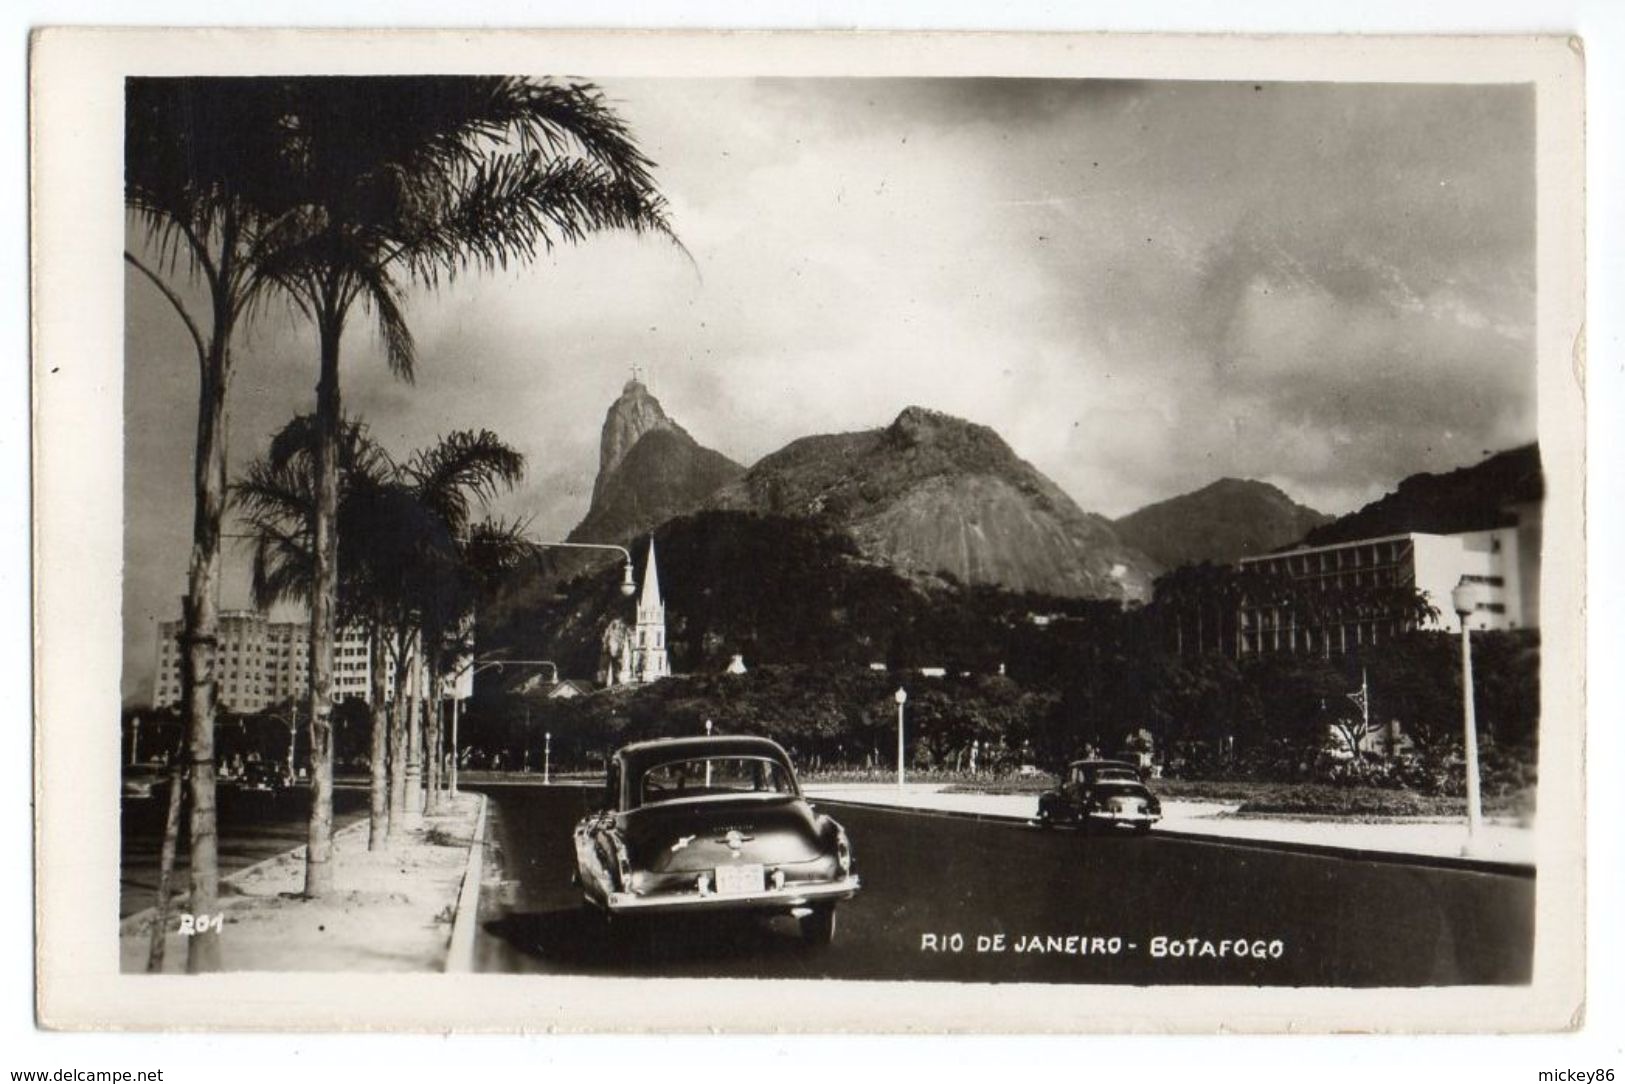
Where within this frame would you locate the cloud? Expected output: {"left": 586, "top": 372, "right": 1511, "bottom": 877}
{"left": 121, "top": 77, "right": 1536, "bottom": 698}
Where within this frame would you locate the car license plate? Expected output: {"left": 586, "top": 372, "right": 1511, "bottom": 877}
{"left": 714, "top": 864, "right": 765, "bottom": 895}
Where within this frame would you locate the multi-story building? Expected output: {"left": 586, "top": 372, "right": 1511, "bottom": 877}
{"left": 154, "top": 606, "right": 390, "bottom": 713}
{"left": 1234, "top": 524, "right": 1535, "bottom": 657}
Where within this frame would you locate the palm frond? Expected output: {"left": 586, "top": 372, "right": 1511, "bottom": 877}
{"left": 348, "top": 256, "right": 417, "bottom": 382}
{"left": 401, "top": 430, "right": 525, "bottom": 534}
{"left": 399, "top": 153, "right": 674, "bottom": 285}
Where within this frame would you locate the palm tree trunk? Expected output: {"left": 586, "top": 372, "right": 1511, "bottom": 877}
{"left": 146, "top": 752, "right": 186, "bottom": 973}
{"left": 367, "top": 625, "right": 390, "bottom": 849}
{"left": 405, "top": 635, "right": 424, "bottom": 820}
{"left": 181, "top": 337, "right": 227, "bottom": 973}
{"left": 425, "top": 664, "right": 442, "bottom": 815}
{"left": 304, "top": 315, "right": 341, "bottom": 898}
{"left": 387, "top": 631, "right": 410, "bottom": 839}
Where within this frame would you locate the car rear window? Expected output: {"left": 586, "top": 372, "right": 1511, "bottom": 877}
{"left": 637, "top": 756, "right": 795, "bottom": 807}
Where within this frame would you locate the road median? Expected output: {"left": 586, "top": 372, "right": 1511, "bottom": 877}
{"left": 120, "top": 791, "right": 486, "bottom": 973}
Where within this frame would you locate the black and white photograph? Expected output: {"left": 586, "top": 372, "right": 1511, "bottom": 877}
{"left": 30, "top": 29, "right": 1587, "bottom": 1034}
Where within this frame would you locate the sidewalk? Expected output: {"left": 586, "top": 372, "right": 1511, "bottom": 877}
{"left": 120, "top": 792, "right": 485, "bottom": 973}
{"left": 802, "top": 783, "right": 1535, "bottom": 869}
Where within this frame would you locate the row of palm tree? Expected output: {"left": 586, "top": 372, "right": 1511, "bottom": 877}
{"left": 235, "top": 417, "right": 530, "bottom": 845}
{"left": 126, "top": 76, "right": 674, "bottom": 970}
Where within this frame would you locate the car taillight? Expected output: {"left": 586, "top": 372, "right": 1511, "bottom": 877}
{"left": 835, "top": 828, "right": 852, "bottom": 876}
{"left": 609, "top": 836, "right": 633, "bottom": 890}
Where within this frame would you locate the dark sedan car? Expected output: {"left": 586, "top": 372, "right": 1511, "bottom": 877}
{"left": 1036, "top": 758, "right": 1162, "bottom": 834}
{"left": 572, "top": 735, "right": 859, "bottom": 944}
{"left": 234, "top": 760, "right": 292, "bottom": 795}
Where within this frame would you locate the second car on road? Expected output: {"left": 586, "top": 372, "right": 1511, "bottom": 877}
{"left": 1036, "top": 758, "right": 1162, "bottom": 834}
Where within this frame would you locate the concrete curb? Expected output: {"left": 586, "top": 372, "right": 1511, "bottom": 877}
{"left": 443, "top": 792, "right": 490, "bottom": 973}
{"left": 118, "top": 818, "right": 371, "bottom": 936}
{"left": 815, "top": 797, "right": 1537, "bottom": 880}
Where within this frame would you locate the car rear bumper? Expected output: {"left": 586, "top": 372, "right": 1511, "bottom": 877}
{"left": 1086, "top": 811, "right": 1160, "bottom": 826}
{"left": 599, "top": 875, "right": 860, "bottom": 916}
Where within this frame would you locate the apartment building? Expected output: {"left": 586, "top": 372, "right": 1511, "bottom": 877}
{"left": 1234, "top": 525, "right": 1534, "bottom": 657}
{"left": 153, "top": 607, "right": 387, "bottom": 713}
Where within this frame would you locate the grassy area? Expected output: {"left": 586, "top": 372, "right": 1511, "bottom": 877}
{"left": 938, "top": 776, "right": 1534, "bottom": 820}
{"left": 936, "top": 776, "right": 1055, "bottom": 795}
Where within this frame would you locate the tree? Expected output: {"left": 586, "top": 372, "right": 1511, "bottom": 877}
{"left": 236, "top": 419, "right": 529, "bottom": 843}
{"left": 393, "top": 434, "right": 528, "bottom": 815}
{"left": 252, "top": 76, "right": 675, "bottom": 896}
{"left": 234, "top": 415, "right": 397, "bottom": 846}
{"left": 124, "top": 79, "right": 310, "bottom": 972}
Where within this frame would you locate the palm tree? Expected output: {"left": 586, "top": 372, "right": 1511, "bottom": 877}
{"left": 392, "top": 432, "right": 526, "bottom": 815}
{"left": 236, "top": 419, "right": 530, "bottom": 843}
{"left": 233, "top": 415, "right": 396, "bottom": 846}
{"left": 251, "top": 76, "right": 676, "bottom": 896}
{"left": 124, "top": 79, "right": 315, "bottom": 971}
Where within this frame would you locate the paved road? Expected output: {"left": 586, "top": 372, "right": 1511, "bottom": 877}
{"left": 469, "top": 784, "right": 1535, "bottom": 986}
{"left": 120, "top": 784, "right": 370, "bottom": 917}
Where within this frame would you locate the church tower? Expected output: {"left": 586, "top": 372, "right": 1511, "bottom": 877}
{"left": 629, "top": 538, "right": 671, "bottom": 683}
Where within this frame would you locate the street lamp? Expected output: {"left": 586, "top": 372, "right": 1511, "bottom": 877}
{"left": 264, "top": 704, "right": 300, "bottom": 781}
{"left": 534, "top": 540, "right": 637, "bottom": 598}
{"left": 544, "top": 732, "right": 552, "bottom": 785}
{"left": 1452, "top": 577, "right": 1491, "bottom": 854}
{"left": 894, "top": 687, "right": 908, "bottom": 790}
{"left": 451, "top": 655, "right": 559, "bottom": 794}
{"left": 704, "top": 719, "right": 714, "bottom": 786}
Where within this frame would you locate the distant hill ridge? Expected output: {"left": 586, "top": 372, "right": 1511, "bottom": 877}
{"left": 1113, "top": 477, "right": 1331, "bottom": 570}
{"left": 1301, "top": 443, "right": 1542, "bottom": 548}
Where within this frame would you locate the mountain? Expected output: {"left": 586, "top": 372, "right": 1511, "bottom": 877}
{"left": 708, "top": 406, "right": 1156, "bottom": 602}
{"left": 1113, "top": 478, "right": 1331, "bottom": 569}
{"left": 1301, "top": 443, "right": 1543, "bottom": 547}
{"left": 569, "top": 378, "right": 743, "bottom": 545}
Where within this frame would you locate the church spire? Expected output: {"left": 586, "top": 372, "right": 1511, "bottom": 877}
{"left": 638, "top": 537, "right": 662, "bottom": 612}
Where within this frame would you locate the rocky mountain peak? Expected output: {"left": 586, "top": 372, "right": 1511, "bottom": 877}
{"left": 594, "top": 378, "right": 674, "bottom": 505}
{"left": 572, "top": 379, "right": 744, "bottom": 547}
{"left": 709, "top": 405, "right": 1157, "bottom": 602}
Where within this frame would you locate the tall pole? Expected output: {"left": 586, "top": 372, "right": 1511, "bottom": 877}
{"left": 705, "top": 719, "right": 713, "bottom": 787}
{"left": 1452, "top": 578, "right": 1488, "bottom": 854}
{"left": 450, "top": 696, "right": 460, "bottom": 797}
{"left": 544, "top": 732, "right": 552, "bottom": 785}
{"left": 894, "top": 688, "right": 908, "bottom": 790}
{"left": 1460, "top": 617, "right": 1484, "bottom": 845}
{"left": 287, "top": 702, "right": 298, "bottom": 780}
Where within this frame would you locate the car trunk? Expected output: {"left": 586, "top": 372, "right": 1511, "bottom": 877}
{"left": 621, "top": 797, "right": 823, "bottom": 873}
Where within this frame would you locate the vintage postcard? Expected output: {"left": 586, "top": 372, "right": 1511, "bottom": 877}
{"left": 31, "top": 29, "right": 1585, "bottom": 1031}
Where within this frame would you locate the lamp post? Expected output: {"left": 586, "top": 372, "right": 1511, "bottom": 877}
{"left": 454, "top": 654, "right": 559, "bottom": 790}
{"left": 533, "top": 540, "right": 638, "bottom": 598}
{"left": 544, "top": 732, "right": 552, "bottom": 785}
{"left": 704, "top": 719, "right": 714, "bottom": 786}
{"left": 1451, "top": 577, "right": 1490, "bottom": 854}
{"left": 894, "top": 687, "right": 908, "bottom": 790}
{"left": 264, "top": 704, "right": 299, "bottom": 782}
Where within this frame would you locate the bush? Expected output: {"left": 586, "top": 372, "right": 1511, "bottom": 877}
{"left": 1237, "top": 784, "right": 1462, "bottom": 818}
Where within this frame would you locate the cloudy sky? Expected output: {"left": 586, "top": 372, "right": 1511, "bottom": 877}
{"left": 123, "top": 77, "right": 1535, "bottom": 699}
